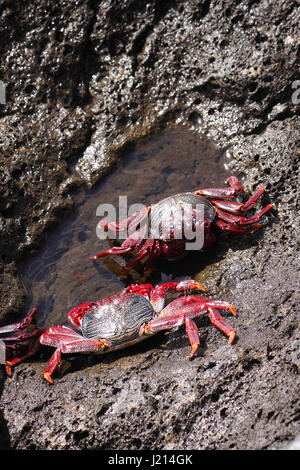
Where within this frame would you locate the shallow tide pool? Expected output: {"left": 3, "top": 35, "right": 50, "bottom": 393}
{"left": 21, "top": 126, "right": 231, "bottom": 327}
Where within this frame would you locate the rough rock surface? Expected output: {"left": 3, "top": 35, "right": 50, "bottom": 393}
{"left": 0, "top": 0, "right": 299, "bottom": 449}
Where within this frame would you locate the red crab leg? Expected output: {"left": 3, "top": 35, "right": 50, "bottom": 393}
{"left": 121, "top": 238, "right": 160, "bottom": 278}
{"left": 125, "top": 283, "right": 154, "bottom": 296}
{"left": 160, "top": 296, "right": 236, "bottom": 317}
{"left": 149, "top": 280, "right": 206, "bottom": 312}
{"left": 141, "top": 295, "right": 236, "bottom": 358}
{"left": 211, "top": 200, "right": 245, "bottom": 213}
{"left": 0, "top": 307, "right": 37, "bottom": 334}
{"left": 121, "top": 238, "right": 159, "bottom": 277}
{"left": 234, "top": 204, "right": 272, "bottom": 225}
{"left": 215, "top": 204, "right": 272, "bottom": 227}
{"left": 99, "top": 206, "right": 150, "bottom": 232}
{"left": 90, "top": 225, "right": 147, "bottom": 260}
{"left": 68, "top": 302, "right": 95, "bottom": 329}
{"left": 143, "top": 240, "right": 162, "bottom": 278}
{"left": 194, "top": 187, "right": 236, "bottom": 199}
{"left": 185, "top": 316, "right": 201, "bottom": 359}
{"left": 4, "top": 329, "right": 44, "bottom": 376}
{"left": 140, "top": 311, "right": 201, "bottom": 359}
{"left": 212, "top": 187, "right": 267, "bottom": 214}
{"left": 193, "top": 175, "right": 244, "bottom": 199}
{"left": 239, "top": 186, "right": 266, "bottom": 212}
{"left": 121, "top": 236, "right": 155, "bottom": 274}
{"left": 226, "top": 176, "right": 244, "bottom": 194}
{"left": 207, "top": 306, "right": 236, "bottom": 344}
{"left": 40, "top": 325, "right": 85, "bottom": 346}
{"left": 42, "top": 339, "right": 103, "bottom": 384}
{"left": 3, "top": 328, "right": 44, "bottom": 376}
{"left": 40, "top": 325, "right": 106, "bottom": 383}
{"left": 215, "top": 219, "right": 262, "bottom": 233}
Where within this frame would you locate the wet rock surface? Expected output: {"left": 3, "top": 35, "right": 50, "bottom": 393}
{"left": 0, "top": 0, "right": 299, "bottom": 450}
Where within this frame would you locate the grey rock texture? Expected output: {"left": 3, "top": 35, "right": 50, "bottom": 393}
{"left": 0, "top": 0, "right": 299, "bottom": 449}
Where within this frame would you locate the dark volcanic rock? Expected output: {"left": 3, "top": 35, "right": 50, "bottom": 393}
{"left": 0, "top": 0, "right": 299, "bottom": 450}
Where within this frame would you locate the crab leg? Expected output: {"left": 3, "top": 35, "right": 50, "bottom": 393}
{"left": 161, "top": 296, "right": 236, "bottom": 319}
{"left": 149, "top": 280, "right": 206, "bottom": 312}
{"left": 99, "top": 206, "right": 150, "bottom": 232}
{"left": 185, "top": 316, "right": 201, "bottom": 359}
{"left": 194, "top": 176, "right": 244, "bottom": 199}
{"left": 121, "top": 236, "right": 155, "bottom": 274}
{"left": 194, "top": 186, "right": 236, "bottom": 199}
{"left": 207, "top": 306, "right": 236, "bottom": 344}
{"left": 68, "top": 302, "right": 95, "bottom": 329}
{"left": 0, "top": 307, "right": 37, "bottom": 334}
{"left": 211, "top": 200, "right": 245, "bottom": 213}
{"left": 215, "top": 204, "right": 273, "bottom": 227}
{"left": 42, "top": 339, "right": 102, "bottom": 384}
{"left": 215, "top": 219, "right": 262, "bottom": 233}
{"left": 194, "top": 176, "right": 268, "bottom": 213}
{"left": 40, "top": 325, "right": 106, "bottom": 383}
{"left": 0, "top": 308, "right": 44, "bottom": 376}
{"left": 239, "top": 186, "right": 266, "bottom": 212}
{"left": 141, "top": 295, "right": 236, "bottom": 358}
{"left": 90, "top": 225, "right": 147, "bottom": 260}
{"left": 3, "top": 328, "right": 44, "bottom": 376}
{"left": 140, "top": 311, "right": 201, "bottom": 358}
{"left": 143, "top": 240, "right": 162, "bottom": 278}
{"left": 234, "top": 204, "right": 272, "bottom": 225}
{"left": 40, "top": 325, "right": 85, "bottom": 346}
{"left": 226, "top": 176, "right": 244, "bottom": 194}
{"left": 121, "top": 238, "right": 161, "bottom": 277}
{"left": 212, "top": 187, "right": 268, "bottom": 214}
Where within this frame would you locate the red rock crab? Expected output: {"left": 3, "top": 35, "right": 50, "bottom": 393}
{"left": 91, "top": 176, "right": 272, "bottom": 277}
{"left": 1, "top": 281, "right": 237, "bottom": 383}
{"left": 40, "top": 279, "right": 237, "bottom": 383}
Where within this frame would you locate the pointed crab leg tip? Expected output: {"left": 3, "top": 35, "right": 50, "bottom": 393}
{"left": 229, "top": 305, "right": 237, "bottom": 316}
{"left": 189, "top": 344, "right": 199, "bottom": 360}
{"left": 5, "top": 364, "right": 12, "bottom": 376}
{"left": 195, "top": 282, "right": 206, "bottom": 292}
{"left": 89, "top": 255, "right": 100, "bottom": 260}
{"left": 228, "top": 331, "right": 236, "bottom": 345}
{"left": 43, "top": 373, "right": 54, "bottom": 384}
